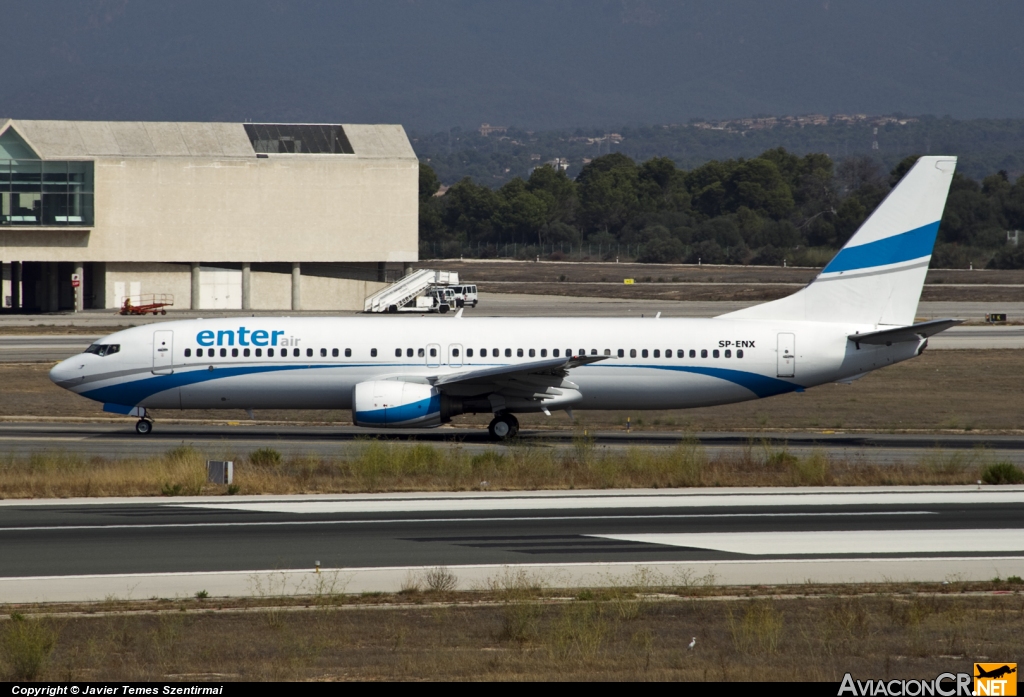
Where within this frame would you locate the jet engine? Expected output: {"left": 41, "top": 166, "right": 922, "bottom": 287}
{"left": 352, "top": 381, "right": 462, "bottom": 428}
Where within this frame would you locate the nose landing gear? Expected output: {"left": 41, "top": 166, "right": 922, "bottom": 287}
{"left": 135, "top": 418, "right": 153, "bottom": 435}
{"left": 487, "top": 413, "right": 519, "bottom": 440}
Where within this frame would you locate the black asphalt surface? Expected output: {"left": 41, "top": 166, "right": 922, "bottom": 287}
{"left": 1, "top": 497, "right": 1021, "bottom": 577}
{"left": 1, "top": 421, "right": 1023, "bottom": 463}
{"left": 2, "top": 421, "right": 1024, "bottom": 458}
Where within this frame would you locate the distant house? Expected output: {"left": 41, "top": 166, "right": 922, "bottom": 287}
{"left": 479, "top": 123, "right": 508, "bottom": 137}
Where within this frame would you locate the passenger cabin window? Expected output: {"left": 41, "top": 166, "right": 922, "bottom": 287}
{"left": 185, "top": 348, "right": 192, "bottom": 357}
{"left": 370, "top": 348, "right": 377, "bottom": 357}
{"left": 220, "top": 348, "right": 227, "bottom": 358}
{"left": 653, "top": 349, "right": 660, "bottom": 358}
{"left": 540, "top": 349, "right": 547, "bottom": 357}
{"left": 642, "top": 349, "right": 649, "bottom": 358}
{"left": 453, "top": 348, "right": 460, "bottom": 357}
{"left": 232, "top": 348, "right": 239, "bottom": 357}
{"left": 321, "top": 348, "right": 327, "bottom": 357}
{"left": 407, "top": 348, "right": 413, "bottom": 357}
{"left": 517, "top": 349, "right": 524, "bottom": 357}
{"left": 268, "top": 348, "right": 275, "bottom": 357}
{"left": 255, "top": 348, "right": 262, "bottom": 357}
{"left": 395, "top": 348, "right": 402, "bottom": 357}
{"left": 332, "top": 348, "right": 339, "bottom": 357}
{"left": 529, "top": 349, "right": 535, "bottom": 357}
{"left": 505, "top": 349, "right": 511, "bottom": 357}
{"left": 690, "top": 350, "right": 696, "bottom": 358}
{"left": 467, "top": 348, "right": 474, "bottom": 357}
{"left": 630, "top": 349, "right": 637, "bottom": 358}
{"left": 480, "top": 348, "right": 487, "bottom": 357}
{"left": 665, "top": 349, "right": 671, "bottom": 357}
{"left": 243, "top": 348, "right": 250, "bottom": 357}
{"left": 737, "top": 349, "right": 744, "bottom": 358}
{"left": 617, "top": 349, "right": 624, "bottom": 357}
{"left": 677, "top": 349, "right": 684, "bottom": 358}
{"left": 701, "top": 349, "right": 708, "bottom": 358}
{"left": 725, "top": 349, "right": 732, "bottom": 358}
{"left": 430, "top": 348, "right": 437, "bottom": 357}
{"left": 713, "top": 349, "right": 720, "bottom": 358}
{"left": 345, "top": 348, "right": 351, "bottom": 357}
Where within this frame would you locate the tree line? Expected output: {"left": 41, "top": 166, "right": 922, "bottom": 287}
{"left": 419, "top": 149, "right": 1024, "bottom": 269}
{"left": 411, "top": 116, "right": 1024, "bottom": 187}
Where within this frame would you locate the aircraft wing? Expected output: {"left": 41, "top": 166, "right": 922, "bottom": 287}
{"left": 848, "top": 318, "right": 963, "bottom": 346}
{"left": 433, "top": 354, "right": 608, "bottom": 387}
{"left": 423, "top": 354, "right": 610, "bottom": 405}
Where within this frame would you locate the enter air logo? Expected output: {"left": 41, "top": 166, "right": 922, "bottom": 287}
{"left": 196, "top": 327, "right": 302, "bottom": 347}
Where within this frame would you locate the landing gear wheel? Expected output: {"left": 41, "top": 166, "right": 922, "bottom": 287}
{"left": 488, "top": 413, "right": 519, "bottom": 440}
{"left": 135, "top": 419, "right": 153, "bottom": 435}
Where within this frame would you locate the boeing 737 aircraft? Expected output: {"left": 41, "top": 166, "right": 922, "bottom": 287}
{"left": 50, "top": 156, "right": 960, "bottom": 439}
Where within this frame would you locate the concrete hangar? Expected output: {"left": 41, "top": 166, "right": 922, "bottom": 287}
{"left": 0, "top": 119, "right": 418, "bottom": 313}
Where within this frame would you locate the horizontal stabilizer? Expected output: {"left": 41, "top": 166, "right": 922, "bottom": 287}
{"left": 848, "top": 319, "right": 963, "bottom": 345}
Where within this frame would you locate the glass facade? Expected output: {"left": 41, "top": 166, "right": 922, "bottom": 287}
{"left": 0, "top": 159, "right": 94, "bottom": 226}
{"left": 244, "top": 124, "right": 353, "bottom": 154}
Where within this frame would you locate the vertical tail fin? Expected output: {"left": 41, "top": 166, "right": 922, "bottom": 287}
{"left": 720, "top": 156, "right": 957, "bottom": 326}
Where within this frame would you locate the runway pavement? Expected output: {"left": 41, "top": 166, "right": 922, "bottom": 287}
{"left": 1, "top": 487, "right": 1021, "bottom": 601}
{"left": 2, "top": 421, "right": 1023, "bottom": 464}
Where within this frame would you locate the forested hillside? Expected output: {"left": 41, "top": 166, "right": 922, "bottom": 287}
{"left": 419, "top": 149, "right": 1024, "bottom": 269}
{"left": 412, "top": 117, "right": 1024, "bottom": 187}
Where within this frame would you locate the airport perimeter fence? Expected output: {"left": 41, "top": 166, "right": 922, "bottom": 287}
{"left": 420, "top": 241, "right": 651, "bottom": 263}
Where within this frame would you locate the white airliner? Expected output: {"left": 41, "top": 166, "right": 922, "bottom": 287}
{"left": 51, "top": 156, "right": 960, "bottom": 439}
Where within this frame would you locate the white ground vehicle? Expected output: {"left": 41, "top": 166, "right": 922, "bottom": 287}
{"left": 426, "top": 287, "right": 456, "bottom": 313}
{"left": 450, "top": 285, "right": 479, "bottom": 308}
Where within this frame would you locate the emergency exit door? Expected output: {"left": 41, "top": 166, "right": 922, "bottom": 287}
{"left": 153, "top": 330, "right": 174, "bottom": 375}
{"left": 777, "top": 333, "right": 795, "bottom": 378}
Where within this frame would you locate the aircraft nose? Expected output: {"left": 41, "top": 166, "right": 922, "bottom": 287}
{"left": 49, "top": 357, "right": 84, "bottom": 387}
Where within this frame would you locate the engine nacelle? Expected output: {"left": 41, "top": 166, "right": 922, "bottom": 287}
{"left": 352, "top": 381, "right": 446, "bottom": 428}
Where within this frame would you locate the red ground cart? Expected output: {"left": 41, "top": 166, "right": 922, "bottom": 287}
{"left": 120, "top": 293, "right": 174, "bottom": 315}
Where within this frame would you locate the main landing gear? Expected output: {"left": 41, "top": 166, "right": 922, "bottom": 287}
{"left": 135, "top": 418, "right": 153, "bottom": 435}
{"left": 488, "top": 413, "right": 519, "bottom": 440}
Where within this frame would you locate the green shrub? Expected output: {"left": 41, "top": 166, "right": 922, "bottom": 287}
{"left": 1, "top": 616, "right": 57, "bottom": 680}
{"left": 981, "top": 462, "right": 1024, "bottom": 485}
{"left": 249, "top": 448, "right": 283, "bottom": 467}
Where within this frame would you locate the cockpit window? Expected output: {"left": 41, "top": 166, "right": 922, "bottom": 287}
{"left": 85, "top": 343, "right": 120, "bottom": 357}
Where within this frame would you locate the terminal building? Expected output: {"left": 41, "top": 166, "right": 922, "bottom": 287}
{"left": 0, "top": 119, "right": 418, "bottom": 313}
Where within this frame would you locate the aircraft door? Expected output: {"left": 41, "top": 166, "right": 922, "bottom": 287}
{"left": 448, "top": 344, "right": 463, "bottom": 368}
{"left": 153, "top": 330, "right": 174, "bottom": 375}
{"left": 426, "top": 343, "right": 441, "bottom": 368}
{"left": 777, "top": 333, "right": 795, "bottom": 378}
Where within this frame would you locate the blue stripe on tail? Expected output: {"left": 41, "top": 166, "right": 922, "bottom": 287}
{"left": 822, "top": 221, "right": 940, "bottom": 274}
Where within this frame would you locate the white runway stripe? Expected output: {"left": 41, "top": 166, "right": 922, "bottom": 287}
{"left": 589, "top": 529, "right": 1024, "bottom": 556}
{"left": 0, "top": 510, "right": 933, "bottom": 533}
{"left": 178, "top": 489, "right": 1024, "bottom": 515}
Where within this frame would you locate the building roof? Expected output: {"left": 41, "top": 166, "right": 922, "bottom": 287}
{"left": 0, "top": 120, "right": 415, "bottom": 160}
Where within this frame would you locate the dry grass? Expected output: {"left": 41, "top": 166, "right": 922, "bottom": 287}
{"left": 0, "top": 438, "right": 1018, "bottom": 498}
{"left": 2, "top": 584, "right": 1022, "bottom": 682}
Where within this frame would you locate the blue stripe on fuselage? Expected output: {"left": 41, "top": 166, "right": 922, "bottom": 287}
{"left": 822, "top": 221, "right": 939, "bottom": 274}
{"left": 607, "top": 364, "right": 800, "bottom": 398}
{"left": 82, "top": 362, "right": 800, "bottom": 408}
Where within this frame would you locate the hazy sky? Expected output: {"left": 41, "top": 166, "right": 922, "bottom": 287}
{"left": 3, "top": 1, "right": 1023, "bottom": 130}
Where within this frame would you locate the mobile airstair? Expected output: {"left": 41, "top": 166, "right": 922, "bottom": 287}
{"left": 363, "top": 269, "right": 459, "bottom": 313}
